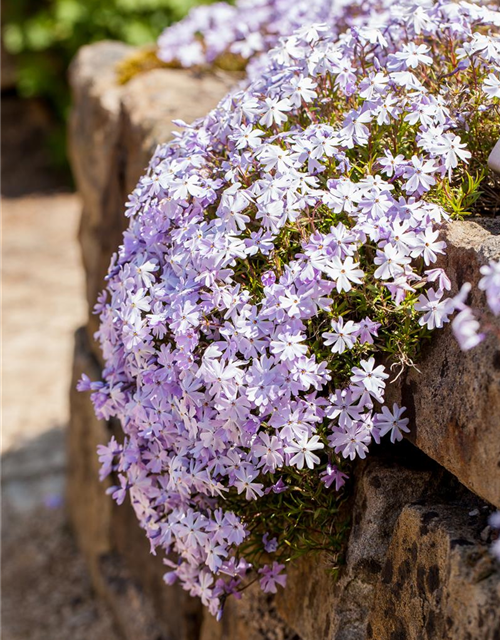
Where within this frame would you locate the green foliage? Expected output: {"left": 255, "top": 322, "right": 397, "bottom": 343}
{"left": 2, "top": 0, "right": 219, "bottom": 169}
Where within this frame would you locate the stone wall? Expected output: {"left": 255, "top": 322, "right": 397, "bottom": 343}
{"left": 67, "top": 41, "right": 500, "bottom": 640}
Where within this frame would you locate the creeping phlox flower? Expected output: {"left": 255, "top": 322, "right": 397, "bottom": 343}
{"left": 81, "top": 0, "right": 500, "bottom": 618}
{"left": 450, "top": 259, "right": 500, "bottom": 351}
{"left": 158, "top": 0, "right": 368, "bottom": 70}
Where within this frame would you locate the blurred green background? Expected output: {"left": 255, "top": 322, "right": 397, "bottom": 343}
{"left": 2, "top": 0, "right": 218, "bottom": 175}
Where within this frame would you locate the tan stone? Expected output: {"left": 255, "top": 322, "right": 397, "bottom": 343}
{"left": 68, "top": 42, "right": 132, "bottom": 346}
{"left": 199, "top": 584, "right": 295, "bottom": 640}
{"left": 68, "top": 41, "right": 132, "bottom": 231}
{"left": 367, "top": 503, "right": 500, "bottom": 640}
{"left": 387, "top": 218, "right": 500, "bottom": 508}
{"left": 276, "top": 455, "right": 438, "bottom": 640}
{"left": 67, "top": 326, "right": 113, "bottom": 582}
{"left": 120, "top": 67, "right": 234, "bottom": 197}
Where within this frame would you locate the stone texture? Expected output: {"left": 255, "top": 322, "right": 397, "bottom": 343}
{"left": 386, "top": 218, "right": 500, "bottom": 508}
{"left": 367, "top": 503, "right": 500, "bottom": 640}
{"left": 199, "top": 583, "right": 297, "bottom": 640}
{"left": 68, "top": 326, "right": 113, "bottom": 582}
{"left": 275, "top": 450, "right": 450, "bottom": 640}
{"left": 196, "top": 449, "right": 500, "bottom": 640}
{"left": 68, "top": 41, "right": 132, "bottom": 345}
{"left": 68, "top": 41, "right": 233, "bottom": 348}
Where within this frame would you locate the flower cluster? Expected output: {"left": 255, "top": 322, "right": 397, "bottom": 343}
{"left": 157, "top": 0, "right": 362, "bottom": 68}
{"left": 81, "top": 0, "right": 500, "bottom": 617}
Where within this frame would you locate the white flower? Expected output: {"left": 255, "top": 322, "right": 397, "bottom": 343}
{"left": 411, "top": 228, "right": 446, "bottom": 266}
{"left": 258, "top": 144, "right": 295, "bottom": 173}
{"left": 285, "top": 434, "right": 324, "bottom": 470}
{"left": 404, "top": 156, "right": 436, "bottom": 194}
{"left": 484, "top": 73, "right": 500, "bottom": 98}
{"left": 351, "top": 357, "right": 389, "bottom": 395}
{"left": 286, "top": 75, "right": 318, "bottom": 106}
{"left": 432, "top": 133, "right": 471, "bottom": 177}
{"left": 270, "top": 331, "right": 308, "bottom": 360}
{"left": 233, "top": 125, "right": 265, "bottom": 150}
{"left": 322, "top": 317, "right": 358, "bottom": 354}
{"left": 259, "top": 97, "right": 293, "bottom": 127}
{"left": 390, "top": 43, "right": 433, "bottom": 69}
{"left": 328, "top": 421, "right": 372, "bottom": 460}
{"left": 374, "top": 244, "right": 411, "bottom": 280}
{"left": 324, "top": 256, "right": 365, "bottom": 292}
{"left": 375, "top": 404, "right": 410, "bottom": 443}
{"left": 234, "top": 466, "right": 264, "bottom": 501}
{"left": 415, "top": 289, "right": 453, "bottom": 330}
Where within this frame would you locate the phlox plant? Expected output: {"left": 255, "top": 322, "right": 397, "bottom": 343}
{"left": 79, "top": 0, "right": 500, "bottom": 618}
{"left": 157, "top": 0, "right": 365, "bottom": 68}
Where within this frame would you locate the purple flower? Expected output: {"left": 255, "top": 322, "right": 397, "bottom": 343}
{"left": 258, "top": 562, "right": 287, "bottom": 593}
{"left": 79, "top": 1, "right": 500, "bottom": 615}
{"left": 415, "top": 289, "right": 453, "bottom": 330}
{"left": 285, "top": 434, "right": 324, "bottom": 470}
{"left": 320, "top": 464, "right": 348, "bottom": 490}
{"left": 452, "top": 308, "right": 485, "bottom": 351}
{"left": 322, "top": 317, "right": 358, "bottom": 354}
{"left": 262, "top": 533, "right": 279, "bottom": 553}
{"left": 479, "top": 260, "right": 500, "bottom": 316}
{"left": 329, "top": 421, "right": 372, "bottom": 461}
{"left": 374, "top": 404, "right": 410, "bottom": 443}
{"left": 97, "top": 436, "right": 121, "bottom": 480}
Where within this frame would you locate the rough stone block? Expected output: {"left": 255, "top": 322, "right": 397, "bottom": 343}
{"left": 199, "top": 585, "right": 297, "bottom": 640}
{"left": 367, "top": 503, "right": 500, "bottom": 640}
{"left": 387, "top": 218, "right": 500, "bottom": 508}
{"left": 276, "top": 453, "right": 439, "bottom": 640}
{"left": 201, "top": 452, "right": 499, "bottom": 640}
{"left": 67, "top": 326, "right": 113, "bottom": 581}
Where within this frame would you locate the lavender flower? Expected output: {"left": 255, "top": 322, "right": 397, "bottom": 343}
{"left": 81, "top": 0, "right": 500, "bottom": 616}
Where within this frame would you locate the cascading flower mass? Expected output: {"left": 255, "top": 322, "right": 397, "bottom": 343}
{"left": 80, "top": 0, "right": 500, "bottom": 618}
